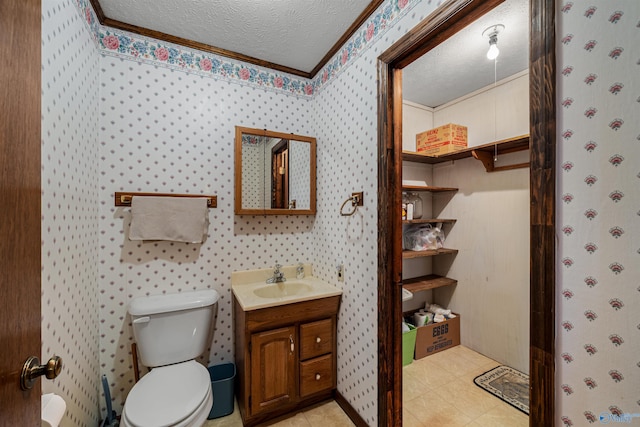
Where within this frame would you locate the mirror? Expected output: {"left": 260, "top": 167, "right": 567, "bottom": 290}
{"left": 235, "top": 126, "right": 316, "bottom": 215}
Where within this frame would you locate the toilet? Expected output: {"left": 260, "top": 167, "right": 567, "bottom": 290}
{"left": 121, "top": 289, "right": 220, "bottom": 427}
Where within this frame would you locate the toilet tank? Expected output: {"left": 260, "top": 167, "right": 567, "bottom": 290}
{"left": 128, "top": 290, "right": 219, "bottom": 367}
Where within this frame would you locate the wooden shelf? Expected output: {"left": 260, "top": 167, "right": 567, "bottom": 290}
{"left": 402, "top": 248, "right": 458, "bottom": 259}
{"left": 403, "top": 218, "right": 456, "bottom": 225}
{"left": 402, "top": 134, "right": 530, "bottom": 172}
{"left": 402, "top": 185, "right": 458, "bottom": 192}
{"left": 402, "top": 274, "right": 457, "bottom": 292}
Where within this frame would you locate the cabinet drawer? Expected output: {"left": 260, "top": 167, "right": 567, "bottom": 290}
{"left": 299, "top": 354, "right": 334, "bottom": 397}
{"left": 299, "top": 318, "right": 333, "bottom": 360}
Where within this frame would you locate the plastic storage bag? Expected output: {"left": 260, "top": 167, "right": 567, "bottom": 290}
{"left": 403, "top": 224, "right": 445, "bottom": 251}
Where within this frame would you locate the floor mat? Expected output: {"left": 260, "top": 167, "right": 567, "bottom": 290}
{"left": 473, "top": 365, "right": 529, "bottom": 415}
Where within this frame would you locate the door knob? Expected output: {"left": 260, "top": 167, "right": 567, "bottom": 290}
{"left": 20, "top": 355, "right": 63, "bottom": 390}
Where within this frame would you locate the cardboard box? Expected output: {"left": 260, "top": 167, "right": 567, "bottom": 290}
{"left": 416, "top": 123, "right": 467, "bottom": 155}
{"left": 414, "top": 313, "right": 460, "bottom": 359}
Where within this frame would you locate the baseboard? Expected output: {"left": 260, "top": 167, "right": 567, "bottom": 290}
{"left": 334, "top": 391, "right": 368, "bottom": 427}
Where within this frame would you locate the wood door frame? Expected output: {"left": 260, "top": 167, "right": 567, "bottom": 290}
{"left": 376, "top": 0, "right": 556, "bottom": 426}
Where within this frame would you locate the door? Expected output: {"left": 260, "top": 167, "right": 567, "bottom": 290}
{"left": 270, "top": 139, "right": 289, "bottom": 209}
{"left": 0, "top": 0, "right": 42, "bottom": 425}
{"left": 250, "top": 326, "right": 297, "bottom": 415}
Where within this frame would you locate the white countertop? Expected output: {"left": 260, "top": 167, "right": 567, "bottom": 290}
{"left": 231, "top": 264, "right": 343, "bottom": 311}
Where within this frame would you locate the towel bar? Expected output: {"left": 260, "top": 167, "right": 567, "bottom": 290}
{"left": 114, "top": 192, "right": 217, "bottom": 208}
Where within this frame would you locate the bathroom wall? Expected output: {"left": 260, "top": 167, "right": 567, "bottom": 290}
{"left": 98, "top": 58, "right": 315, "bottom": 412}
{"left": 41, "top": 0, "right": 101, "bottom": 425}
{"left": 555, "top": 1, "right": 639, "bottom": 424}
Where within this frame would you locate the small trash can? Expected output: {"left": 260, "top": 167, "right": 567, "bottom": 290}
{"left": 207, "top": 362, "right": 236, "bottom": 419}
{"left": 402, "top": 324, "right": 417, "bottom": 366}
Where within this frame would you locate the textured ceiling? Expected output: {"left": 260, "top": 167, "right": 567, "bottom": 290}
{"left": 98, "top": 0, "right": 373, "bottom": 73}
{"left": 403, "top": 0, "right": 529, "bottom": 107}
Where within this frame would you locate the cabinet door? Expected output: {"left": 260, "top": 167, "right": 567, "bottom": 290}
{"left": 250, "top": 326, "right": 297, "bottom": 415}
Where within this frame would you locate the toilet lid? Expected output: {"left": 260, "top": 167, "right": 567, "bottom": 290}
{"left": 125, "top": 360, "right": 210, "bottom": 427}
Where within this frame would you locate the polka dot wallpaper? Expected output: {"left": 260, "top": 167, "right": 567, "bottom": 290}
{"left": 240, "top": 141, "right": 266, "bottom": 209}
{"left": 41, "top": 0, "right": 101, "bottom": 425}
{"left": 98, "top": 58, "right": 315, "bottom": 413}
{"left": 41, "top": 0, "right": 638, "bottom": 425}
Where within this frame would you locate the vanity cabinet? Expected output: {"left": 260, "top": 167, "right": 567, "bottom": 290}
{"left": 234, "top": 296, "right": 340, "bottom": 426}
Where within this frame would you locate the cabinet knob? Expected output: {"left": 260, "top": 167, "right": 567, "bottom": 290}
{"left": 315, "top": 373, "right": 321, "bottom": 381}
{"left": 316, "top": 336, "right": 322, "bottom": 344}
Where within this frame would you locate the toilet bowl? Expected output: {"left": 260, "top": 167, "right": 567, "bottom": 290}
{"left": 121, "top": 361, "right": 212, "bottom": 427}
{"left": 121, "top": 290, "right": 220, "bottom": 427}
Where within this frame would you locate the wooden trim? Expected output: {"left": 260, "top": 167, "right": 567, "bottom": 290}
{"left": 376, "top": 59, "right": 403, "bottom": 427}
{"left": 99, "top": 15, "right": 310, "bottom": 78}
{"left": 234, "top": 126, "right": 316, "bottom": 216}
{"left": 309, "top": 0, "right": 386, "bottom": 77}
{"left": 91, "top": 0, "right": 386, "bottom": 79}
{"left": 529, "top": 0, "right": 556, "bottom": 424}
{"left": 334, "top": 391, "right": 369, "bottom": 427}
{"left": 377, "top": 0, "right": 556, "bottom": 426}
{"left": 88, "top": 0, "right": 106, "bottom": 23}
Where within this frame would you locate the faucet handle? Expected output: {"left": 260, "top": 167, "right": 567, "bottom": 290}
{"left": 274, "top": 263, "right": 282, "bottom": 270}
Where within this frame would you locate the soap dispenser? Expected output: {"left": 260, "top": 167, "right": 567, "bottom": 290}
{"left": 296, "top": 262, "right": 305, "bottom": 279}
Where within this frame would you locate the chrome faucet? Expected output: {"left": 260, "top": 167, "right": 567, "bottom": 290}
{"left": 266, "top": 263, "right": 286, "bottom": 283}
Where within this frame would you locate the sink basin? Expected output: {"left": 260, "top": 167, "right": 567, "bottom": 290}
{"left": 253, "top": 281, "right": 313, "bottom": 298}
{"left": 231, "top": 264, "right": 343, "bottom": 311}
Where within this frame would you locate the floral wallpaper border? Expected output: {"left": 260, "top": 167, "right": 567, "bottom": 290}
{"left": 72, "top": 0, "right": 422, "bottom": 98}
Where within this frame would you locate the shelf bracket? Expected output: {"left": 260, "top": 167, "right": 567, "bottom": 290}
{"left": 471, "top": 149, "right": 494, "bottom": 172}
{"left": 472, "top": 149, "right": 529, "bottom": 173}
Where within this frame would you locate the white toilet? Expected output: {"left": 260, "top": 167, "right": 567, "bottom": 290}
{"left": 121, "top": 289, "right": 220, "bottom": 427}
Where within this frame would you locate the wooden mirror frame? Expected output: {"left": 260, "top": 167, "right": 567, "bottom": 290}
{"left": 376, "top": 0, "right": 556, "bottom": 426}
{"left": 234, "top": 126, "right": 317, "bottom": 215}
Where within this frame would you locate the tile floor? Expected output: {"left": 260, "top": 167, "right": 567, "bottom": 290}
{"left": 403, "top": 345, "right": 529, "bottom": 427}
{"left": 205, "top": 345, "right": 528, "bottom": 426}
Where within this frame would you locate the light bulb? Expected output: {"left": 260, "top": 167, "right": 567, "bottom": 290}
{"left": 487, "top": 43, "right": 500, "bottom": 60}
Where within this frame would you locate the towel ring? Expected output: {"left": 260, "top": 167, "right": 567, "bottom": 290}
{"left": 340, "top": 195, "right": 359, "bottom": 216}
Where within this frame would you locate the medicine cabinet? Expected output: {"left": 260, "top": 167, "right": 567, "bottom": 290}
{"left": 234, "top": 126, "right": 316, "bottom": 215}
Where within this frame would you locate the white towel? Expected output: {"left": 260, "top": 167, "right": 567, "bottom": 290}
{"left": 129, "top": 196, "right": 209, "bottom": 243}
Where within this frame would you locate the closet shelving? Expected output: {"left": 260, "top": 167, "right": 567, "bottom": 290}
{"left": 402, "top": 134, "right": 530, "bottom": 172}
{"left": 401, "top": 183, "right": 458, "bottom": 291}
{"left": 402, "top": 275, "right": 457, "bottom": 292}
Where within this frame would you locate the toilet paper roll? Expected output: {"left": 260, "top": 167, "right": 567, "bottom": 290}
{"left": 413, "top": 312, "right": 429, "bottom": 327}
{"left": 42, "top": 393, "right": 66, "bottom": 427}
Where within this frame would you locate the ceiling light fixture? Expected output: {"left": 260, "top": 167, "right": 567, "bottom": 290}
{"left": 482, "top": 24, "right": 504, "bottom": 60}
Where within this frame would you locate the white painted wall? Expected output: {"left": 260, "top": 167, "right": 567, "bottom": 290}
{"left": 432, "top": 157, "right": 530, "bottom": 373}
{"left": 433, "top": 71, "right": 530, "bottom": 147}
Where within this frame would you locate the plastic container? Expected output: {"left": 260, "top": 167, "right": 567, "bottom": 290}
{"left": 207, "top": 363, "right": 236, "bottom": 419}
{"left": 402, "top": 324, "right": 417, "bottom": 366}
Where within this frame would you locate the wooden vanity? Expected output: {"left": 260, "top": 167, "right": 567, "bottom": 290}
{"left": 233, "top": 295, "right": 340, "bottom": 426}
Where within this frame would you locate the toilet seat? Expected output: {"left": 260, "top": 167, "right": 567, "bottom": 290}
{"left": 122, "top": 360, "right": 212, "bottom": 427}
